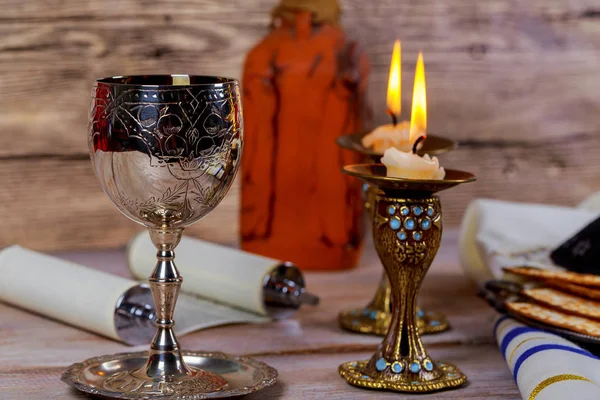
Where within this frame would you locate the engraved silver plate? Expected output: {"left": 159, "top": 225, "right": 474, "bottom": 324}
{"left": 61, "top": 351, "right": 278, "bottom": 399}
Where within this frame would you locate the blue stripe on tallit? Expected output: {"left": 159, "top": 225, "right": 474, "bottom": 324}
{"left": 513, "top": 344, "right": 598, "bottom": 380}
{"left": 493, "top": 315, "right": 512, "bottom": 337}
{"left": 500, "top": 327, "right": 538, "bottom": 358}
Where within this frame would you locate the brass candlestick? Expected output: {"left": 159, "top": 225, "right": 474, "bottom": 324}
{"left": 337, "top": 132, "right": 456, "bottom": 336}
{"left": 338, "top": 164, "right": 474, "bottom": 393}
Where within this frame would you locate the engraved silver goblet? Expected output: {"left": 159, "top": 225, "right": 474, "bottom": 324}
{"left": 61, "top": 75, "right": 277, "bottom": 399}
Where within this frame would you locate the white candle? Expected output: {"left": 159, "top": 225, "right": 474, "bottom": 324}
{"left": 362, "top": 121, "right": 413, "bottom": 153}
{"left": 362, "top": 44, "right": 429, "bottom": 155}
{"left": 362, "top": 40, "right": 416, "bottom": 153}
{"left": 381, "top": 147, "right": 445, "bottom": 180}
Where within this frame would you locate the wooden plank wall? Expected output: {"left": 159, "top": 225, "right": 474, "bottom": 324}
{"left": 1, "top": 0, "right": 599, "bottom": 251}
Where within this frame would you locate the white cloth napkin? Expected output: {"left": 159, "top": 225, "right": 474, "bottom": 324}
{"left": 496, "top": 317, "right": 600, "bottom": 400}
{"left": 459, "top": 195, "right": 600, "bottom": 399}
{"left": 458, "top": 196, "right": 600, "bottom": 286}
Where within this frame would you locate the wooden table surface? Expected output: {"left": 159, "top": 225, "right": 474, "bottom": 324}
{"left": 0, "top": 229, "right": 520, "bottom": 399}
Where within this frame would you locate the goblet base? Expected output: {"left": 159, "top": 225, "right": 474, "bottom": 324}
{"left": 338, "top": 307, "right": 449, "bottom": 336}
{"left": 339, "top": 359, "right": 466, "bottom": 393}
{"left": 61, "top": 350, "right": 278, "bottom": 399}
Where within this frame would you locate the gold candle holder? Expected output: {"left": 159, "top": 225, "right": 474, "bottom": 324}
{"left": 337, "top": 132, "right": 456, "bottom": 336}
{"left": 338, "top": 164, "right": 474, "bottom": 393}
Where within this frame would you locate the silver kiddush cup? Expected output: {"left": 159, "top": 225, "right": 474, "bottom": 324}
{"left": 61, "top": 75, "right": 277, "bottom": 399}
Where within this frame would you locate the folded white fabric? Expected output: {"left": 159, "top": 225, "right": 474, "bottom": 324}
{"left": 458, "top": 198, "right": 600, "bottom": 286}
{"left": 495, "top": 317, "right": 600, "bottom": 400}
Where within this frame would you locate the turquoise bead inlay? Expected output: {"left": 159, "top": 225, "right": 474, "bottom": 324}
{"left": 404, "top": 218, "right": 415, "bottom": 230}
{"left": 397, "top": 231, "right": 407, "bottom": 241}
{"left": 387, "top": 205, "right": 396, "bottom": 215}
{"left": 369, "top": 310, "right": 377, "bottom": 319}
{"left": 427, "top": 206, "right": 435, "bottom": 216}
{"left": 421, "top": 218, "right": 431, "bottom": 230}
{"left": 401, "top": 206, "right": 409, "bottom": 216}
{"left": 409, "top": 361, "right": 421, "bottom": 373}
{"left": 424, "top": 359, "right": 434, "bottom": 372}
{"left": 391, "top": 361, "right": 403, "bottom": 374}
{"left": 375, "top": 358, "right": 388, "bottom": 372}
{"left": 431, "top": 320, "right": 440, "bottom": 326}
{"left": 416, "top": 309, "right": 425, "bottom": 318}
{"left": 389, "top": 217, "right": 401, "bottom": 230}
{"left": 413, "top": 231, "right": 422, "bottom": 241}
{"left": 413, "top": 206, "right": 423, "bottom": 216}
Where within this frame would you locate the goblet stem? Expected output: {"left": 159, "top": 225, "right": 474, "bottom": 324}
{"left": 137, "top": 228, "right": 192, "bottom": 380}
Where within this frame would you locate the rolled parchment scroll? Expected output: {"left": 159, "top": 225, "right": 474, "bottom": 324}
{"left": 127, "top": 233, "right": 319, "bottom": 320}
{"left": 0, "top": 246, "right": 268, "bottom": 345}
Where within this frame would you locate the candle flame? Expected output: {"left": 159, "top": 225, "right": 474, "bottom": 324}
{"left": 409, "top": 51, "right": 427, "bottom": 143}
{"left": 386, "top": 40, "right": 401, "bottom": 119}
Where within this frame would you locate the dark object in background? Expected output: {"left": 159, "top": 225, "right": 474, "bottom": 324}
{"left": 551, "top": 215, "right": 600, "bottom": 275}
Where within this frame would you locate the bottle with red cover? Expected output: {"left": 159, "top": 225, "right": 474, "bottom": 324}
{"left": 240, "top": 0, "right": 370, "bottom": 270}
